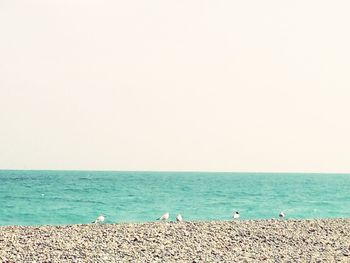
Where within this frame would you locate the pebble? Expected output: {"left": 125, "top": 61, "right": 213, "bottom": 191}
{"left": 0, "top": 219, "right": 349, "bottom": 262}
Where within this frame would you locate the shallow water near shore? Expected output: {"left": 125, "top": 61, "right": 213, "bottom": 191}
{"left": 0, "top": 170, "right": 349, "bottom": 226}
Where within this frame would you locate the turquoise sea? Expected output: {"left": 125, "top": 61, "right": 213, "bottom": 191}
{"left": 0, "top": 170, "right": 349, "bottom": 226}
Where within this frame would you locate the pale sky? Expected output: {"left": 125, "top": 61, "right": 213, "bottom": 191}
{"left": 1, "top": 0, "right": 350, "bottom": 172}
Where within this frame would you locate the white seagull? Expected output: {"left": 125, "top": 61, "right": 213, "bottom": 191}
{"left": 233, "top": 211, "right": 240, "bottom": 219}
{"left": 157, "top": 212, "right": 169, "bottom": 221}
{"left": 279, "top": 211, "right": 285, "bottom": 219}
{"left": 176, "top": 214, "right": 183, "bottom": 222}
{"left": 93, "top": 215, "right": 105, "bottom": 224}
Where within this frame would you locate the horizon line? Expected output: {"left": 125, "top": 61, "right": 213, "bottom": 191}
{"left": 0, "top": 168, "right": 349, "bottom": 175}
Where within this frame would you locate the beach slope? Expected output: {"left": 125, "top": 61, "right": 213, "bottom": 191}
{"left": 0, "top": 219, "right": 349, "bottom": 262}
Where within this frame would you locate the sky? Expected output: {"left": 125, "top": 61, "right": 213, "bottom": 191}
{"left": 1, "top": 0, "right": 350, "bottom": 172}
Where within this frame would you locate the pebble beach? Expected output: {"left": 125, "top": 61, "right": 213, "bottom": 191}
{"left": 1, "top": 219, "right": 350, "bottom": 262}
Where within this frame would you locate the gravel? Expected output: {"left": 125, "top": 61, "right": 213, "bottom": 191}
{"left": 0, "top": 219, "right": 349, "bottom": 262}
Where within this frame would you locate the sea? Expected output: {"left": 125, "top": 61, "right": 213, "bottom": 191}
{"left": 0, "top": 170, "right": 349, "bottom": 226}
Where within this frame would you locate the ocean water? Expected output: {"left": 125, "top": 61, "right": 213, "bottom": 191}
{"left": 0, "top": 170, "right": 349, "bottom": 226}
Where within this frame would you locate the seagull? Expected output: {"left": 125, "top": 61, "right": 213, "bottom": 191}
{"left": 233, "top": 211, "right": 240, "bottom": 219}
{"left": 157, "top": 212, "right": 169, "bottom": 221}
{"left": 279, "top": 211, "right": 285, "bottom": 219}
{"left": 93, "top": 215, "right": 105, "bottom": 224}
{"left": 176, "top": 214, "right": 183, "bottom": 222}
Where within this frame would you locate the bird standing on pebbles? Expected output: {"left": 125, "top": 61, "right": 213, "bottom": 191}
{"left": 176, "top": 214, "right": 183, "bottom": 222}
{"left": 279, "top": 211, "right": 285, "bottom": 219}
{"left": 233, "top": 211, "right": 240, "bottom": 219}
{"left": 93, "top": 215, "right": 105, "bottom": 224}
{"left": 157, "top": 212, "right": 169, "bottom": 221}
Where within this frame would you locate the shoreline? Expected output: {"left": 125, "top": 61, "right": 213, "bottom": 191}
{"left": 1, "top": 217, "right": 349, "bottom": 228}
{"left": 1, "top": 219, "right": 350, "bottom": 262}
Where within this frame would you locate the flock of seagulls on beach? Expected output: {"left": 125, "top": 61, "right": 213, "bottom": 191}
{"left": 92, "top": 211, "right": 286, "bottom": 224}
{"left": 155, "top": 212, "right": 183, "bottom": 222}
